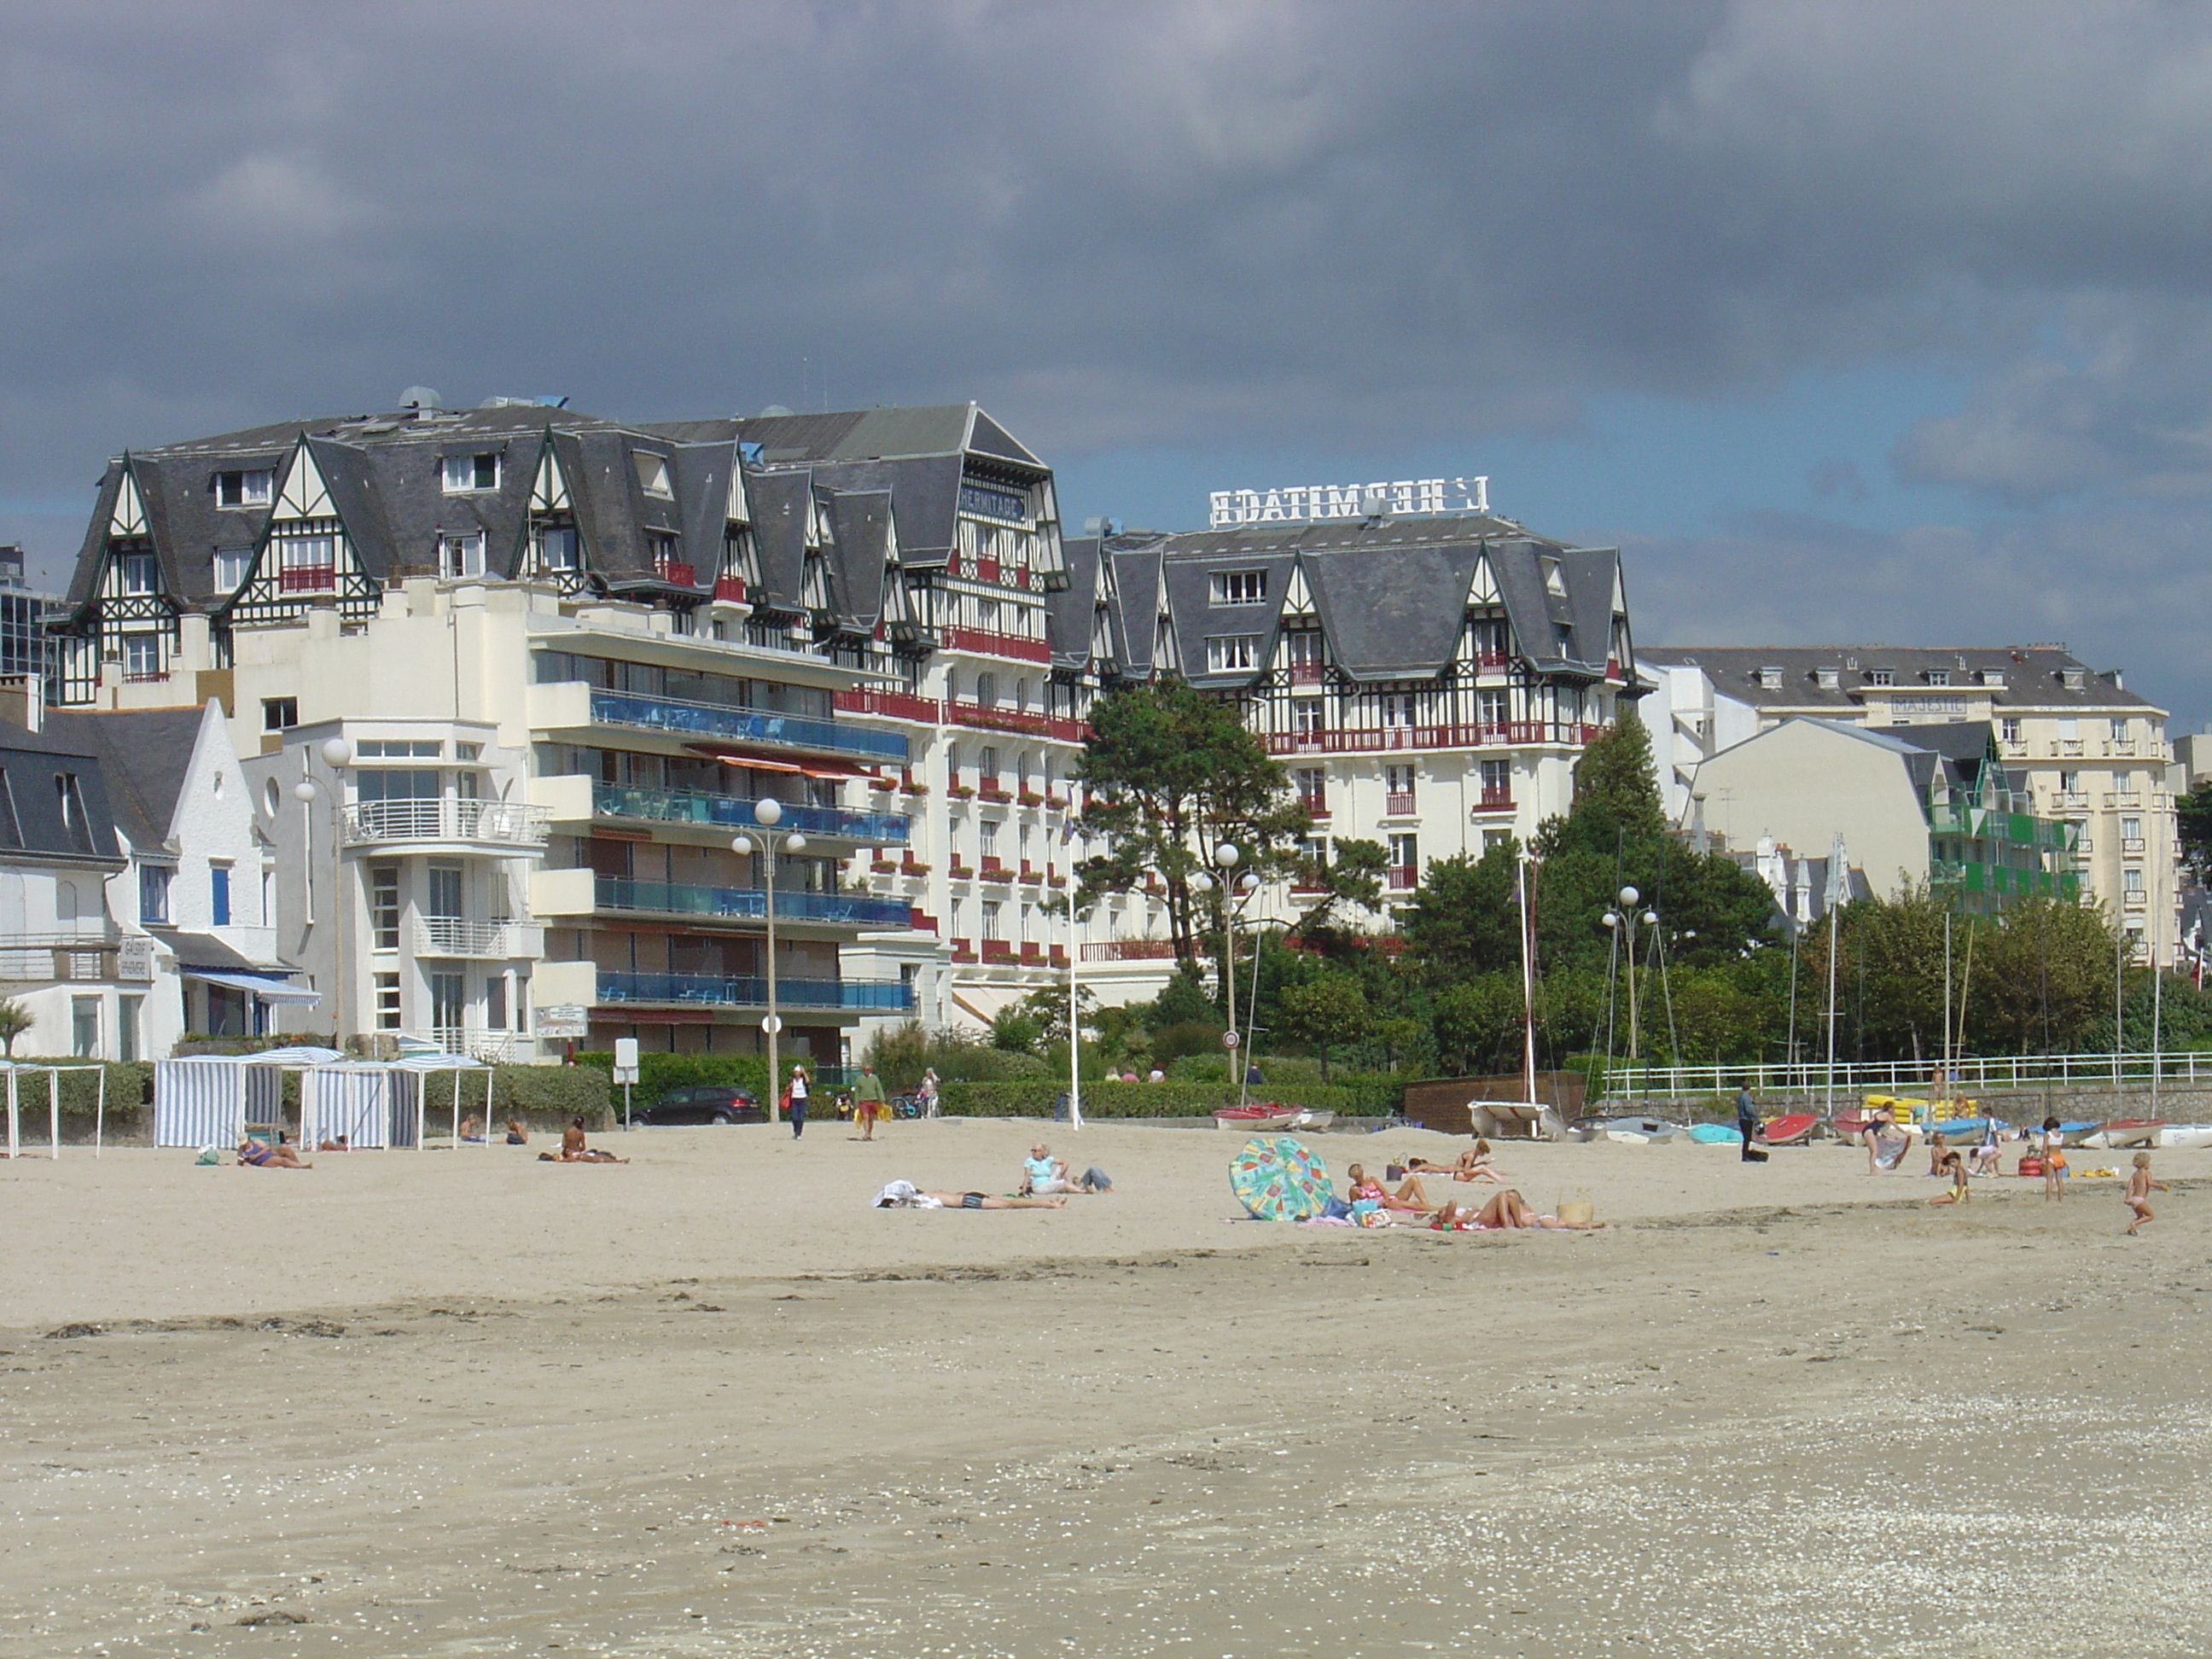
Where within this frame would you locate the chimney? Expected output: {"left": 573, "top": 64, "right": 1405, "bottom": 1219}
{"left": 0, "top": 675, "right": 38, "bottom": 732}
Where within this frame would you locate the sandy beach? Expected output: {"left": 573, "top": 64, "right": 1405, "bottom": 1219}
{"left": 3, "top": 1120, "right": 2208, "bottom": 1656}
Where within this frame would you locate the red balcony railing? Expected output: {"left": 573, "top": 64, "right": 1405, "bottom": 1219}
{"left": 939, "top": 625, "right": 1051, "bottom": 663}
{"left": 946, "top": 701, "right": 1087, "bottom": 742}
{"left": 1289, "top": 661, "right": 1324, "bottom": 684}
{"left": 981, "top": 939, "right": 1016, "bottom": 963}
{"left": 1264, "top": 721, "right": 1553, "bottom": 756}
{"left": 835, "top": 688, "right": 943, "bottom": 723}
{"left": 1383, "top": 791, "right": 1416, "bottom": 816}
{"left": 951, "top": 937, "right": 976, "bottom": 962}
{"left": 1079, "top": 939, "right": 1179, "bottom": 962}
{"left": 1474, "top": 649, "right": 1511, "bottom": 671}
{"left": 279, "top": 567, "right": 335, "bottom": 593}
{"left": 655, "top": 560, "right": 697, "bottom": 588}
{"left": 1471, "top": 789, "right": 1515, "bottom": 814}
{"left": 1388, "top": 865, "right": 1419, "bottom": 890}
{"left": 1300, "top": 797, "right": 1329, "bottom": 819}
{"left": 713, "top": 575, "right": 748, "bottom": 602}
{"left": 1019, "top": 942, "right": 1043, "bottom": 963}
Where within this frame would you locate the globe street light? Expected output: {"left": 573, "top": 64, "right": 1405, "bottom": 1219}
{"left": 734, "top": 797, "right": 808, "bottom": 1117}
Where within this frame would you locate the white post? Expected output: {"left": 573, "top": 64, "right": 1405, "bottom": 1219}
{"left": 94, "top": 1065, "right": 106, "bottom": 1157}
{"left": 2151, "top": 942, "right": 2163, "bottom": 1116}
{"left": 1516, "top": 853, "right": 1538, "bottom": 1104}
{"left": 1066, "top": 856, "right": 1083, "bottom": 1132}
{"left": 47, "top": 1066, "right": 59, "bottom": 1161}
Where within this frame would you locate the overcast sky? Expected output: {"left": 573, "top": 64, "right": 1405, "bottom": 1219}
{"left": 6, "top": 2, "right": 2212, "bottom": 723}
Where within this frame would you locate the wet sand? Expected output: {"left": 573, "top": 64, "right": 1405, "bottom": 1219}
{"left": 2, "top": 1121, "right": 2205, "bottom": 1656}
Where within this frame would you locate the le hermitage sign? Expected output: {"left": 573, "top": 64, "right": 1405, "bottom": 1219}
{"left": 1207, "top": 476, "right": 1490, "bottom": 529}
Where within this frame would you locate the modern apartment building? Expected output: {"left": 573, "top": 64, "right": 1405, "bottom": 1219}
{"left": 1639, "top": 645, "right": 2178, "bottom": 958}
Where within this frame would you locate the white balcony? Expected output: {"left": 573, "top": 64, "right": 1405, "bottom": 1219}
{"left": 412, "top": 917, "right": 544, "bottom": 959}
{"left": 345, "top": 799, "right": 550, "bottom": 851}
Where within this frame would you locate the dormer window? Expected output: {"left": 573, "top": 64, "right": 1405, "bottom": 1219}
{"left": 443, "top": 453, "right": 501, "bottom": 492}
{"left": 1815, "top": 667, "right": 1841, "bottom": 690}
{"left": 1206, "top": 635, "right": 1260, "bottom": 672}
{"left": 1924, "top": 668, "right": 1950, "bottom": 687}
{"left": 535, "top": 526, "right": 579, "bottom": 571}
{"left": 632, "top": 451, "right": 673, "bottom": 498}
{"left": 1980, "top": 669, "right": 2005, "bottom": 688}
{"left": 115, "top": 551, "right": 160, "bottom": 596}
{"left": 1541, "top": 559, "right": 1567, "bottom": 597}
{"left": 214, "top": 469, "right": 273, "bottom": 508}
{"left": 438, "top": 533, "right": 485, "bottom": 579}
{"left": 2060, "top": 667, "right": 2087, "bottom": 690}
{"left": 1757, "top": 666, "right": 1784, "bottom": 690}
{"left": 1210, "top": 569, "right": 1266, "bottom": 605}
{"left": 1868, "top": 668, "right": 1894, "bottom": 686}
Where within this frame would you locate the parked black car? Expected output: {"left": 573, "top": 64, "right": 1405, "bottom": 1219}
{"left": 632, "top": 1085, "right": 764, "bottom": 1126}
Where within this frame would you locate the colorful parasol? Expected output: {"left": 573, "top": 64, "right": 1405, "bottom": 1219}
{"left": 1228, "top": 1134, "right": 1335, "bottom": 1220}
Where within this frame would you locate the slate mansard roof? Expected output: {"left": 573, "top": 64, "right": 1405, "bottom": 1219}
{"left": 1637, "top": 644, "right": 2162, "bottom": 715}
{"left": 60, "top": 399, "right": 1057, "bottom": 626}
{"left": 1087, "top": 513, "right": 1632, "bottom": 690}
{"left": 0, "top": 722, "right": 125, "bottom": 866}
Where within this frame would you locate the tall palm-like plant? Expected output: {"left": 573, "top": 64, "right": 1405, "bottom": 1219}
{"left": 0, "top": 998, "right": 33, "bottom": 1057}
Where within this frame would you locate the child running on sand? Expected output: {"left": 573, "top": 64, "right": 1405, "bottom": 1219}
{"left": 2123, "top": 1151, "right": 2168, "bottom": 1235}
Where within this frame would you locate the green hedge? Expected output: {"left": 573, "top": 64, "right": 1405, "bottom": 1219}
{"left": 419, "top": 1065, "right": 614, "bottom": 1129}
{"left": 573, "top": 1051, "right": 771, "bottom": 1108}
{"left": 937, "top": 1077, "right": 1401, "bottom": 1119}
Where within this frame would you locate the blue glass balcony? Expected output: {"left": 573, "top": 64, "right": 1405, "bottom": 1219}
{"left": 591, "top": 783, "right": 909, "bottom": 844}
{"left": 585, "top": 690, "right": 907, "bottom": 762}
{"left": 596, "top": 876, "right": 912, "bottom": 929}
{"left": 597, "top": 971, "right": 914, "bottom": 1011}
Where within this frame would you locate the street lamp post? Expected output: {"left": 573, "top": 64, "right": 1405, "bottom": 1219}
{"left": 1201, "top": 844, "right": 1263, "bottom": 1109}
{"left": 1600, "top": 885, "right": 1658, "bottom": 1072}
{"left": 293, "top": 736, "right": 353, "bottom": 1050}
{"left": 734, "top": 797, "right": 806, "bottom": 1119}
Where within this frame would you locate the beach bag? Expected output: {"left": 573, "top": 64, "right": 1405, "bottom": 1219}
{"left": 777, "top": 1087, "right": 793, "bottom": 1114}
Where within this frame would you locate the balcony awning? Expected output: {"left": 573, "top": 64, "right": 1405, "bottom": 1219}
{"left": 688, "top": 744, "right": 870, "bottom": 779}
{"left": 183, "top": 969, "right": 324, "bottom": 1006}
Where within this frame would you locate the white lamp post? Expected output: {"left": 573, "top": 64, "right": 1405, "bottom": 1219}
{"left": 734, "top": 796, "right": 807, "bottom": 1117}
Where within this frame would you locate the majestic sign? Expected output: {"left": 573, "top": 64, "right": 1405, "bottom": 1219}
{"left": 1207, "top": 476, "right": 1489, "bottom": 529}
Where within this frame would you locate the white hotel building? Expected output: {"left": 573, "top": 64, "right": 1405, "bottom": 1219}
{"left": 49, "top": 395, "right": 1637, "bottom": 1057}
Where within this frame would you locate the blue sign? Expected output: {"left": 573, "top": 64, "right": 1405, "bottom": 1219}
{"left": 959, "top": 481, "right": 1027, "bottom": 523}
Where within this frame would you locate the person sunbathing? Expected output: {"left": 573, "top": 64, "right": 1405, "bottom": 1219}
{"left": 315, "top": 1135, "right": 351, "bottom": 1152}
{"left": 504, "top": 1118, "right": 528, "bottom": 1146}
{"left": 1346, "top": 1162, "right": 1438, "bottom": 1214}
{"left": 1431, "top": 1190, "right": 1604, "bottom": 1231}
{"left": 237, "top": 1139, "right": 311, "bottom": 1168}
{"left": 1406, "top": 1140, "right": 1505, "bottom": 1182}
{"left": 545, "top": 1116, "right": 627, "bottom": 1163}
{"left": 874, "top": 1180, "right": 1064, "bottom": 1209}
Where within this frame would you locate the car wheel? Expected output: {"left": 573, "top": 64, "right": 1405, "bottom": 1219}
{"left": 710, "top": 1109, "right": 736, "bottom": 1125}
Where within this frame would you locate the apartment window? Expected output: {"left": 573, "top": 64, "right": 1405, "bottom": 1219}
{"left": 374, "top": 972, "right": 402, "bottom": 1031}
{"left": 355, "top": 739, "right": 441, "bottom": 759}
{"left": 632, "top": 451, "right": 673, "bottom": 498}
{"left": 54, "top": 771, "right": 94, "bottom": 853}
{"left": 1378, "top": 692, "right": 1413, "bottom": 728}
{"left": 1478, "top": 688, "right": 1509, "bottom": 727}
{"left": 1386, "top": 764, "right": 1416, "bottom": 795}
{"left": 212, "top": 548, "right": 253, "bottom": 591}
{"left": 456, "top": 742, "right": 482, "bottom": 761}
{"left": 1285, "top": 631, "right": 1323, "bottom": 669}
{"left": 2124, "top": 868, "right": 2145, "bottom": 895}
{"left": 71, "top": 995, "right": 99, "bottom": 1058}
{"left": 1480, "top": 758, "right": 1512, "bottom": 800}
{"left": 429, "top": 971, "right": 465, "bottom": 1030}
{"left": 2000, "top": 717, "right": 2022, "bottom": 743}
{"left": 121, "top": 632, "right": 161, "bottom": 679}
{"left": 975, "top": 672, "right": 998, "bottom": 708}
{"left": 485, "top": 975, "right": 508, "bottom": 1030}
{"left": 210, "top": 862, "right": 232, "bottom": 927}
{"left": 2122, "top": 816, "right": 2144, "bottom": 844}
{"left": 118, "top": 994, "right": 141, "bottom": 1063}
{"left": 978, "top": 745, "right": 999, "bottom": 781}
{"left": 370, "top": 864, "right": 400, "bottom": 950}
{"left": 2111, "top": 719, "right": 2130, "bottom": 741}
{"left": 1210, "top": 569, "right": 1267, "bottom": 605}
{"left": 443, "top": 452, "right": 501, "bottom": 492}
{"left": 138, "top": 863, "right": 172, "bottom": 925}
{"left": 1925, "top": 668, "right": 1950, "bottom": 687}
{"left": 426, "top": 864, "right": 464, "bottom": 920}
{"left": 439, "top": 533, "right": 486, "bottom": 579}
{"left": 1296, "top": 767, "right": 1326, "bottom": 810}
{"left": 2059, "top": 771, "right": 2080, "bottom": 794}
{"left": 115, "top": 552, "right": 160, "bottom": 596}
{"left": 536, "top": 526, "right": 580, "bottom": 570}
{"left": 1483, "top": 828, "right": 1511, "bottom": 852}
{"left": 980, "top": 818, "right": 1002, "bottom": 854}
{"left": 1388, "top": 833, "right": 1419, "bottom": 887}
{"left": 1207, "top": 635, "right": 1260, "bottom": 672}
{"left": 1292, "top": 701, "right": 1324, "bottom": 737}
{"left": 275, "top": 531, "right": 335, "bottom": 591}
{"left": 981, "top": 899, "right": 1003, "bottom": 940}
{"left": 215, "top": 469, "right": 275, "bottom": 508}
{"left": 262, "top": 697, "right": 298, "bottom": 731}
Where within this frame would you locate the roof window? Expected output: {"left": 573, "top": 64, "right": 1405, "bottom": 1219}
{"left": 1868, "top": 667, "right": 1894, "bottom": 686}
{"left": 1210, "top": 569, "right": 1266, "bottom": 606}
{"left": 632, "top": 451, "right": 673, "bottom": 498}
{"left": 214, "top": 469, "right": 273, "bottom": 508}
{"left": 1980, "top": 668, "right": 2005, "bottom": 688}
{"left": 1757, "top": 665, "right": 1784, "bottom": 690}
{"left": 1541, "top": 558, "right": 1568, "bottom": 597}
{"left": 442, "top": 453, "right": 501, "bottom": 492}
{"left": 1814, "top": 667, "right": 1841, "bottom": 690}
{"left": 1924, "top": 668, "right": 1950, "bottom": 687}
{"left": 2060, "top": 666, "right": 2087, "bottom": 690}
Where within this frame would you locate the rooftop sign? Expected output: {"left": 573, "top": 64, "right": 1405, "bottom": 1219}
{"left": 1208, "top": 476, "right": 1489, "bottom": 529}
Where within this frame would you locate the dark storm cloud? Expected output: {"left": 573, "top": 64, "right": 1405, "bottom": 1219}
{"left": 8, "top": 1, "right": 2212, "bottom": 527}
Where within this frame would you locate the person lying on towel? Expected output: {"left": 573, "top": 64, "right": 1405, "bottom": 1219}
{"left": 237, "top": 1140, "right": 311, "bottom": 1168}
{"left": 539, "top": 1117, "right": 627, "bottom": 1163}
{"left": 873, "top": 1179, "right": 1063, "bottom": 1210}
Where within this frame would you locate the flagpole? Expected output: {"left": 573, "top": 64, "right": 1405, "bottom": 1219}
{"left": 1064, "top": 828, "right": 1083, "bottom": 1132}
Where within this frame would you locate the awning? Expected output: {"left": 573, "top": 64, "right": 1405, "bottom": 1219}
{"left": 685, "top": 743, "right": 870, "bottom": 779}
{"left": 185, "top": 969, "right": 323, "bottom": 1006}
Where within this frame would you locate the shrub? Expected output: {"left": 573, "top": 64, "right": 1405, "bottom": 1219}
{"left": 936, "top": 1076, "right": 1401, "bottom": 1119}
{"left": 1148, "top": 1021, "right": 1227, "bottom": 1068}
{"left": 573, "top": 1051, "right": 770, "bottom": 1109}
{"left": 420, "top": 1065, "right": 614, "bottom": 1128}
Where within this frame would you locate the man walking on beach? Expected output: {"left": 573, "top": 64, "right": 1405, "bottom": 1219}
{"left": 1735, "top": 1081, "right": 1764, "bottom": 1162}
{"left": 852, "top": 1062, "right": 888, "bottom": 1141}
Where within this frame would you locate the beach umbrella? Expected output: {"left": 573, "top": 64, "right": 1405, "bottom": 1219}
{"left": 1228, "top": 1134, "right": 1335, "bottom": 1220}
